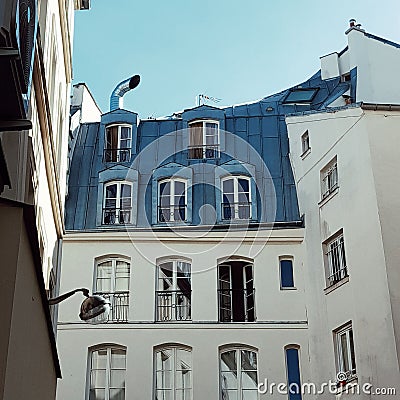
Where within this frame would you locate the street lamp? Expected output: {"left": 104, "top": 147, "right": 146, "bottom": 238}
{"left": 48, "top": 288, "right": 110, "bottom": 324}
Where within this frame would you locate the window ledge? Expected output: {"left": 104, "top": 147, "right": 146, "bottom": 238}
{"left": 324, "top": 275, "right": 349, "bottom": 295}
{"left": 300, "top": 148, "right": 311, "bottom": 159}
{"left": 280, "top": 287, "right": 297, "bottom": 291}
{"left": 318, "top": 186, "right": 339, "bottom": 207}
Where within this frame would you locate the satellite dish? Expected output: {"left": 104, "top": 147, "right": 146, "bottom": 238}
{"left": 129, "top": 75, "right": 141, "bottom": 90}
{"left": 79, "top": 295, "right": 111, "bottom": 324}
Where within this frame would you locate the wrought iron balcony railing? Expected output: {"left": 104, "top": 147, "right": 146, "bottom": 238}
{"left": 187, "top": 144, "right": 219, "bottom": 160}
{"left": 158, "top": 205, "right": 187, "bottom": 223}
{"left": 156, "top": 290, "right": 191, "bottom": 321}
{"left": 218, "top": 288, "right": 256, "bottom": 322}
{"left": 103, "top": 148, "right": 131, "bottom": 163}
{"left": 94, "top": 291, "right": 129, "bottom": 322}
{"left": 103, "top": 208, "right": 131, "bottom": 225}
{"left": 327, "top": 266, "right": 348, "bottom": 286}
{"left": 221, "top": 202, "right": 251, "bottom": 220}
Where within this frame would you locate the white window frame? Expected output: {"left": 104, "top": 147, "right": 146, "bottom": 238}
{"left": 154, "top": 345, "right": 192, "bottom": 400}
{"left": 301, "top": 130, "right": 310, "bottom": 155}
{"left": 103, "top": 181, "right": 133, "bottom": 225}
{"left": 221, "top": 175, "right": 252, "bottom": 220}
{"left": 156, "top": 259, "right": 192, "bottom": 321}
{"left": 334, "top": 323, "right": 357, "bottom": 380}
{"left": 158, "top": 178, "right": 187, "bottom": 223}
{"left": 104, "top": 124, "right": 132, "bottom": 162}
{"left": 87, "top": 345, "right": 126, "bottom": 400}
{"left": 324, "top": 231, "right": 348, "bottom": 287}
{"left": 321, "top": 158, "right": 338, "bottom": 199}
{"left": 188, "top": 119, "right": 220, "bottom": 159}
{"left": 219, "top": 347, "right": 259, "bottom": 400}
{"left": 94, "top": 257, "right": 130, "bottom": 322}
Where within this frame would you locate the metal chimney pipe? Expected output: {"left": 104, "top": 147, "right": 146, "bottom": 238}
{"left": 110, "top": 75, "right": 140, "bottom": 111}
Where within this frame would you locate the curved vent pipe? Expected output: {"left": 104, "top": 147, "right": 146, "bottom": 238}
{"left": 110, "top": 75, "right": 140, "bottom": 111}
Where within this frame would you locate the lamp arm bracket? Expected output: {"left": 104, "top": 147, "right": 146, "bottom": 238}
{"left": 48, "top": 288, "right": 89, "bottom": 305}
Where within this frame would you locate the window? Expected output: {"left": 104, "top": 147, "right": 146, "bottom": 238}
{"left": 88, "top": 346, "right": 126, "bottom": 400}
{"left": 334, "top": 323, "right": 356, "bottom": 380}
{"left": 103, "top": 181, "right": 132, "bottom": 225}
{"left": 156, "top": 260, "right": 191, "bottom": 321}
{"left": 321, "top": 158, "right": 338, "bottom": 199}
{"left": 158, "top": 178, "right": 187, "bottom": 223}
{"left": 188, "top": 120, "right": 219, "bottom": 159}
{"left": 218, "top": 261, "right": 255, "bottom": 322}
{"left": 283, "top": 88, "right": 318, "bottom": 104}
{"left": 280, "top": 258, "right": 295, "bottom": 289}
{"left": 285, "top": 346, "right": 302, "bottom": 400}
{"left": 104, "top": 124, "right": 132, "bottom": 162}
{"left": 222, "top": 176, "right": 251, "bottom": 220}
{"left": 301, "top": 131, "right": 310, "bottom": 155}
{"left": 154, "top": 346, "right": 192, "bottom": 400}
{"left": 94, "top": 258, "right": 130, "bottom": 322}
{"left": 324, "top": 231, "right": 348, "bottom": 287}
{"left": 220, "top": 347, "right": 258, "bottom": 400}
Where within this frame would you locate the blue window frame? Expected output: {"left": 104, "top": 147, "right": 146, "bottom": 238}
{"left": 285, "top": 346, "right": 302, "bottom": 400}
{"left": 280, "top": 258, "right": 294, "bottom": 289}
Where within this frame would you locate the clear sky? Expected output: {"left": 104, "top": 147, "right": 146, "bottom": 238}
{"left": 72, "top": 0, "right": 400, "bottom": 118}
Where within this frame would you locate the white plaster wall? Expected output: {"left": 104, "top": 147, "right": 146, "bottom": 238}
{"left": 287, "top": 107, "right": 400, "bottom": 396}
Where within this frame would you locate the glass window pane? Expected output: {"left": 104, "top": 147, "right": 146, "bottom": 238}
{"left": 175, "top": 389, "right": 192, "bottom": 400}
{"left": 221, "top": 371, "right": 238, "bottom": 389}
{"left": 160, "top": 181, "right": 171, "bottom": 196}
{"left": 286, "top": 348, "right": 302, "bottom": 400}
{"left": 221, "top": 350, "right": 237, "bottom": 372}
{"left": 281, "top": 259, "right": 294, "bottom": 288}
{"left": 340, "top": 333, "right": 349, "bottom": 372}
{"left": 156, "top": 389, "right": 173, "bottom": 400}
{"left": 92, "top": 349, "right": 108, "bottom": 369}
{"left": 111, "top": 349, "right": 126, "bottom": 369}
{"left": 109, "top": 388, "right": 125, "bottom": 400}
{"left": 110, "top": 370, "right": 125, "bottom": 388}
{"left": 221, "top": 390, "right": 237, "bottom": 400}
{"left": 106, "top": 126, "right": 118, "bottom": 149}
{"left": 223, "top": 179, "right": 234, "bottom": 194}
{"left": 174, "top": 181, "right": 185, "bottom": 196}
{"left": 90, "top": 370, "right": 106, "bottom": 388}
{"left": 189, "top": 122, "right": 203, "bottom": 146}
{"left": 90, "top": 389, "right": 106, "bottom": 400}
{"left": 106, "top": 184, "right": 117, "bottom": 198}
{"left": 241, "top": 371, "right": 258, "bottom": 388}
{"left": 156, "top": 370, "right": 173, "bottom": 389}
{"left": 238, "top": 179, "right": 249, "bottom": 193}
{"left": 120, "top": 126, "right": 131, "bottom": 139}
{"left": 175, "top": 369, "right": 191, "bottom": 389}
{"left": 241, "top": 351, "right": 257, "bottom": 370}
{"left": 176, "top": 349, "right": 191, "bottom": 371}
{"left": 157, "top": 349, "right": 173, "bottom": 371}
{"left": 242, "top": 390, "right": 258, "bottom": 400}
{"left": 120, "top": 184, "right": 131, "bottom": 198}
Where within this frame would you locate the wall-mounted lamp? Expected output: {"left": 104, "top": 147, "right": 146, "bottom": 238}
{"left": 48, "top": 288, "right": 110, "bottom": 324}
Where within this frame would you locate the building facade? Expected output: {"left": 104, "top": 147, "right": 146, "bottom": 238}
{"left": 0, "top": 1, "right": 89, "bottom": 399}
{"left": 56, "top": 23, "right": 400, "bottom": 399}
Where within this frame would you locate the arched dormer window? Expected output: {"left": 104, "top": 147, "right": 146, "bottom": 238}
{"left": 154, "top": 344, "right": 192, "bottom": 400}
{"left": 222, "top": 175, "right": 251, "bottom": 220}
{"left": 103, "top": 181, "right": 132, "bottom": 225}
{"left": 188, "top": 120, "right": 219, "bottom": 159}
{"left": 87, "top": 345, "right": 126, "bottom": 400}
{"left": 104, "top": 124, "right": 132, "bottom": 162}
{"left": 220, "top": 345, "right": 258, "bottom": 400}
{"left": 158, "top": 178, "right": 187, "bottom": 223}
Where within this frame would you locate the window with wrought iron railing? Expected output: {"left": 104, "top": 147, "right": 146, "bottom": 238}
{"left": 324, "top": 231, "right": 348, "bottom": 287}
{"left": 222, "top": 176, "right": 251, "bottom": 221}
{"left": 104, "top": 124, "right": 131, "bottom": 163}
{"left": 321, "top": 158, "right": 338, "bottom": 199}
{"left": 156, "top": 260, "right": 191, "bottom": 321}
{"left": 103, "top": 181, "right": 132, "bottom": 225}
{"left": 94, "top": 258, "right": 130, "bottom": 322}
{"left": 334, "top": 323, "right": 357, "bottom": 381}
{"left": 188, "top": 120, "right": 219, "bottom": 159}
{"left": 158, "top": 179, "right": 187, "bottom": 223}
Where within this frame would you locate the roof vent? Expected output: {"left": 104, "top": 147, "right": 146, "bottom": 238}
{"left": 110, "top": 75, "right": 140, "bottom": 111}
{"left": 349, "top": 19, "right": 356, "bottom": 28}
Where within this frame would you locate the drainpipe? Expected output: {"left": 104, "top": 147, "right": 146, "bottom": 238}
{"left": 109, "top": 75, "right": 140, "bottom": 111}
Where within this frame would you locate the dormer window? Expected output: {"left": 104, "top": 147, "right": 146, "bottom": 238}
{"left": 188, "top": 120, "right": 219, "bottom": 159}
{"left": 222, "top": 176, "right": 251, "bottom": 220}
{"left": 158, "top": 178, "right": 187, "bottom": 223}
{"left": 104, "top": 124, "right": 131, "bottom": 162}
{"left": 103, "top": 181, "right": 132, "bottom": 224}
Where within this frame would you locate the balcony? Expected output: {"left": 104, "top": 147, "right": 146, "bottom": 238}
{"left": 103, "top": 208, "right": 131, "bottom": 225}
{"left": 156, "top": 290, "right": 191, "bottom": 321}
{"left": 221, "top": 202, "right": 251, "bottom": 220}
{"left": 103, "top": 148, "right": 131, "bottom": 163}
{"left": 187, "top": 144, "right": 219, "bottom": 160}
{"left": 94, "top": 292, "right": 129, "bottom": 322}
{"left": 218, "top": 288, "right": 255, "bottom": 322}
{"left": 158, "top": 205, "right": 187, "bottom": 223}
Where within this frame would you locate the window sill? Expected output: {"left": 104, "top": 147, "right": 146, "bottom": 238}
{"left": 300, "top": 148, "right": 311, "bottom": 159}
{"left": 324, "top": 275, "right": 349, "bottom": 295}
{"left": 318, "top": 186, "right": 339, "bottom": 207}
{"left": 280, "top": 287, "right": 297, "bottom": 291}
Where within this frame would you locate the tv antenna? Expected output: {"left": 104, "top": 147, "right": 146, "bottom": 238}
{"left": 197, "top": 94, "right": 221, "bottom": 106}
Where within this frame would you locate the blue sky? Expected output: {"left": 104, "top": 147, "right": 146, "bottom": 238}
{"left": 72, "top": 0, "right": 400, "bottom": 118}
